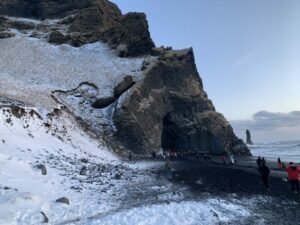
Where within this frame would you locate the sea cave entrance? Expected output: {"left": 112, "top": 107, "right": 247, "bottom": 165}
{"left": 161, "top": 113, "right": 214, "bottom": 155}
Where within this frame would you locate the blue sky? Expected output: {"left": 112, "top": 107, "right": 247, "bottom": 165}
{"left": 111, "top": 0, "right": 300, "bottom": 142}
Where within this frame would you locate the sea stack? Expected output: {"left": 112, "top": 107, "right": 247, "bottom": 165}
{"left": 246, "top": 129, "right": 253, "bottom": 145}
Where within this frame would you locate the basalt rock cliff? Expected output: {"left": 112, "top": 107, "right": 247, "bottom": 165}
{"left": 0, "top": 0, "right": 250, "bottom": 156}
{"left": 112, "top": 49, "right": 249, "bottom": 155}
{"left": 0, "top": 0, "right": 154, "bottom": 56}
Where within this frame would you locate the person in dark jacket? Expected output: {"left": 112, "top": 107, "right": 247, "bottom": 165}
{"left": 256, "top": 156, "right": 262, "bottom": 168}
{"left": 277, "top": 157, "right": 283, "bottom": 169}
{"left": 259, "top": 161, "right": 270, "bottom": 190}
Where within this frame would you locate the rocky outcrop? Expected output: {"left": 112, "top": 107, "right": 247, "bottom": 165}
{"left": 0, "top": 1, "right": 250, "bottom": 156}
{"left": 113, "top": 49, "right": 250, "bottom": 156}
{"left": 0, "top": 0, "right": 155, "bottom": 56}
{"left": 246, "top": 129, "right": 253, "bottom": 145}
{"left": 101, "top": 12, "right": 155, "bottom": 57}
{"left": 92, "top": 75, "right": 136, "bottom": 109}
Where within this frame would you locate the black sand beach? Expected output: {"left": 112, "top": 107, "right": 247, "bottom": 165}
{"left": 168, "top": 159, "right": 300, "bottom": 225}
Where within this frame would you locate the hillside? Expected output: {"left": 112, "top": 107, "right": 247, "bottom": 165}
{"left": 0, "top": 0, "right": 254, "bottom": 224}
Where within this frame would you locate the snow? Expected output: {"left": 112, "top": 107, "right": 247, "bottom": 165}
{"left": 0, "top": 106, "right": 119, "bottom": 224}
{"left": 0, "top": 105, "right": 261, "bottom": 225}
{"left": 88, "top": 199, "right": 250, "bottom": 225}
{"left": 0, "top": 34, "right": 145, "bottom": 110}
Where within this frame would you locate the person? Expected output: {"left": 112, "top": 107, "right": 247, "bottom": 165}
{"left": 230, "top": 154, "right": 235, "bottom": 165}
{"left": 286, "top": 162, "right": 300, "bottom": 193}
{"left": 277, "top": 157, "right": 283, "bottom": 169}
{"left": 262, "top": 157, "right": 266, "bottom": 165}
{"left": 151, "top": 151, "right": 156, "bottom": 159}
{"left": 256, "top": 156, "right": 262, "bottom": 168}
{"left": 203, "top": 153, "right": 207, "bottom": 161}
{"left": 221, "top": 155, "right": 226, "bottom": 164}
{"left": 128, "top": 152, "right": 132, "bottom": 161}
{"left": 259, "top": 161, "right": 270, "bottom": 190}
{"left": 165, "top": 159, "right": 173, "bottom": 180}
{"left": 207, "top": 153, "right": 211, "bottom": 161}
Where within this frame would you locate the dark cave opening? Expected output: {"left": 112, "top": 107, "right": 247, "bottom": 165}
{"left": 161, "top": 113, "right": 184, "bottom": 151}
{"left": 161, "top": 113, "right": 214, "bottom": 153}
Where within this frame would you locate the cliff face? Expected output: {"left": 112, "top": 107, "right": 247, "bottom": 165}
{"left": 0, "top": 0, "right": 154, "bottom": 56}
{"left": 113, "top": 49, "right": 250, "bottom": 155}
{"left": 0, "top": 0, "right": 250, "bottom": 156}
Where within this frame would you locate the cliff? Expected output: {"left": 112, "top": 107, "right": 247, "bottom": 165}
{"left": 0, "top": 0, "right": 250, "bottom": 156}
{"left": 112, "top": 49, "right": 249, "bottom": 155}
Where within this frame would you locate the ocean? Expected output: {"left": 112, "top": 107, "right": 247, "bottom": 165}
{"left": 249, "top": 140, "right": 300, "bottom": 162}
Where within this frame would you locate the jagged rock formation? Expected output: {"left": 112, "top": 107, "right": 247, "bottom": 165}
{"left": 0, "top": 0, "right": 250, "bottom": 156}
{"left": 113, "top": 49, "right": 250, "bottom": 155}
{"left": 246, "top": 129, "right": 253, "bottom": 145}
{"left": 0, "top": 0, "right": 154, "bottom": 56}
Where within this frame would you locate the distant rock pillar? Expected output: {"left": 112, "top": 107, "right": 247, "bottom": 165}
{"left": 246, "top": 129, "right": 253, "bottom": 145}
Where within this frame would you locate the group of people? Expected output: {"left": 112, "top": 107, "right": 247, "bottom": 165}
{"left": 256, "top": 156, "right": 300, "bottom": 193}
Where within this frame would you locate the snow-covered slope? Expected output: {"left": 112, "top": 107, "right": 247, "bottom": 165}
{"left": 0, "top": 28, "right": 145, "bottom": 110}
{"left": 0, "top": 105, "right": 259, "bottom": 225}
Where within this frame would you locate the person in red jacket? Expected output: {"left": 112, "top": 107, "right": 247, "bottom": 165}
{"left": 286, "top": 162, "right": 300, "bottom": 193}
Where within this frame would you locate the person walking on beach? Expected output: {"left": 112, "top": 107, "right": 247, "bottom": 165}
{"left": 165, "top": 159, "right": 173, "bottom": 180}
{"left": 259, "top": 161, "right": 270, "bottom": 190}
{"left": 229, "top": 154, "right": 235, "bottom": 165}
{"left": 286, "top": 162, "right": 300, "bottom": 194}
{"left": 277, "top": 157, "right": 283, "bottom": 169}
{"left": 256, "top": 156, "right": 262, "bottom": 168}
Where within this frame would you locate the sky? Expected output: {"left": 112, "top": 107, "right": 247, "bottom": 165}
{"left": 111, "top": 0, "right": 300, "bottom": 142}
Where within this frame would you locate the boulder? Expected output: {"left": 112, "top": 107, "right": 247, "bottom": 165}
{"left": 8, "top": 20, "right": 35, "bottom": 30}
{"left": 0, "top": 31, "right": 15, "bottom": 39}
{"left": 40, "top": 211, "right": 49, "bottom": 223}
{"left": 48, "top": 31, "right": 66, "bottom": 45}
{"left": 36, "top": 164, "right": 47, "bottom": 175}
{"left": 80, "top": 158, "right": 88, "bottom": 164}
{"left": 113, "top": 76, "right": 135, "bottom": 98}
{"left": 80, "top": 166, "right": 88, "bottom": 175}
{"left": 92, "top": 96, "right": 116, "bottom": 109}
{"left": 92, "top": 76, "right": 136, "bottom": 109}
{"left": 113, "top": 48, "right": 250, "bottom": 156}
{"left": 56, "top": 197, "right": 70, "bottom": 205}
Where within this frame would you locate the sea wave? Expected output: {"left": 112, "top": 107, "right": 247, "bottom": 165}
{"left": 249, "top": 140, "right": 300, "bottom": 160}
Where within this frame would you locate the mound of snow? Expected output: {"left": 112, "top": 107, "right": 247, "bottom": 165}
{"left": 89, "top": 199, "right": 251, "bottom": 225}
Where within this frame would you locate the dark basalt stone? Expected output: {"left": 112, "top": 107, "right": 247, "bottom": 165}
{"left": 113, "top": 48, "right": 250, "bottom": 156}
{"left": 56, "top": 197, "right": 70, "bottom": 205}
{"left": 48, "top": 30, "right": 66, "bottom": 44}
{"left": 113, "top": 76, "right": 135, "bottom": 98}
{"left": 246, "top": 129, "right": 253, "bottom": 145}
{"left": 92, "top": 96, "right": 116, "bottom": 109}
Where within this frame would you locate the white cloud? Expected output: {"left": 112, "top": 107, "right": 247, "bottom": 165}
{"left": 230, "top": 111, "right": 300, "bottom": 143}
